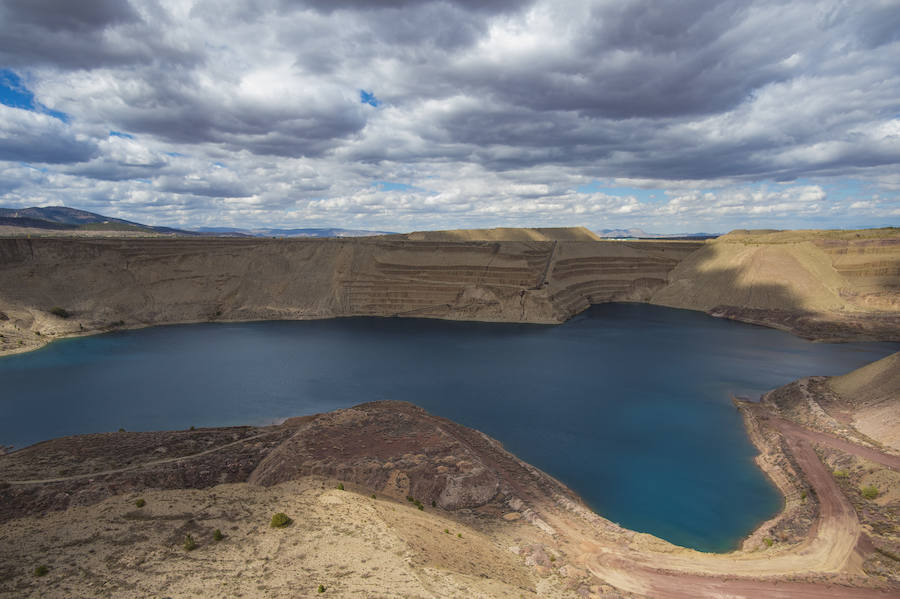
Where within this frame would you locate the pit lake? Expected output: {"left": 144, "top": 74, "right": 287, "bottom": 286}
{"left": 1, "top": 303, "right": 897, "bottom": 552}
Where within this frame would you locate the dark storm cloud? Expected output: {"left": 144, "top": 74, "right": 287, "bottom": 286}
{"left": 440, "top": 1, "right": 800, "bottom": 119}
{"left": 0, "top": 0, "right": 201, "bottom": 69}
{"left": 0, "top": 106, "right": 98, "bottom": 164}
{"left": 282, "top": 0, "right": 531, "bottom": 15}
{"left": 2, "top": 0, "right": 140, "bottom": 32}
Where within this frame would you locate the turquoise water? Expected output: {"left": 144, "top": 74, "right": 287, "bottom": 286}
{"left": 1, "top": 304, "right": 896, "bottom": 551}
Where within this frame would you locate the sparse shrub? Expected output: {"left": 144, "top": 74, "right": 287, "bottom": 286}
{"left": 764, "top": 538, "right": 774, "bottom": 547}
{"left": 876, "top": 546, "right": 900, "bottom": 562}
{"left": 406, "top": 496, "right": 414, "bottom": 502}
{"left": 457, "top": 533, "right": 462, "bottom": 538}
{"left": 417, "top": 504, "right": 424, "bottom": 511}
{"left": 270, "top": 512, "right": 293, "bottom": 528}
{"left": 189, "top": 426, "right": 196, "bottom": 431}
{"left": 444, "top": 529, "right": 449, "bottom": 534}
{"left": 183, "top": 534, "right": 197, "bottom": 551}
{"left": 317, "top": 584, "right": 326, "bottom": 593}
{"left": 833, "top": 469, "right": 848, "bottom": 479}
{"left": 213, "top": 529, "right": 224, "bottom": 541}
{"left": 33, "top": 565, "right": 49, "bottom": 577}
{"left": 118, "top": 428, "right": 126, "bottom": 432}
{"left": 800, "top": 491, "right": 807, "bottom": 500}
{"left": 431, "top": 500, "right": 436, "bottom": 508}
{"left": 549, "top": 555, "right": 556, "bottom": 562}
{"left": 861, "top": 485, "right": 879, "bottom": 500}
{"left": 337, "top": 483, "right": 344, "bottom": 490}
{"left": 49, "top": 307, "right": 70, "bottom": 319}
{"left": 371, "top": 494, "right": 376, "bottom": 499}
{"left": 135, "top": 498, "right": 145, "bottom": 508}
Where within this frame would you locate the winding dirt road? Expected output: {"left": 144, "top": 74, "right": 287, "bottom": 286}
{"left": 535, "top": 408, "right": 897, "bottom": 598}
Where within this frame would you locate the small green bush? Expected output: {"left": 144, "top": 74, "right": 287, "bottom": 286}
{"left": 763, "top": 538, "right": 774, "bottom": 547}
{"left": 317, "top": 584, "right": 326, "bottom": 593}
{"left": 213, "top": 529, "right": 224, "bottom": 541}
{"left": 431, "top": 500, "right": 436, "bottom": 508}
{"left": 135, "top": 498, "right": 145, "bottom": 508}
{"left": 337, "top": 483, "right": 344, "bottom": 490}
{"left": 406, "top": 496, "right": 414, "bottom": 502}
{"left": 183, "top": 534, "right": 197, "bottom": 551}
{"left": 457, "top": 533, "right": 462, "bottom": 538}
{"left": 444, "top": 529, "right": 449, "bottom": 534}
{"left": 33, "top": 565, "right": 49, "bottom": 577}
{"left": 270, "top": 512, "right": 293, "bottom": 528}
{"left": 861, "top": 485, "right": 879, "bottom": 500}
{"left": 833, "top": 469, "right": 849, "bottom": 479}
{"left": 371, "top": 494, "right": 376, "bottom": 499}
{"left": 49, "top": 307, "right": 70, "bottom": 319}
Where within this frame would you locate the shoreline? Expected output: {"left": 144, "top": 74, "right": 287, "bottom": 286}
{"left": 2, "top": 393, "right": 898, "bottom": 596}
{"left": 3, "top": 300, "right": 897, "bottom": 360}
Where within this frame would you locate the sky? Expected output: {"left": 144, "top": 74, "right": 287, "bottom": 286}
{"left": 0, "top": 0, "right": 898, "bottom": 234}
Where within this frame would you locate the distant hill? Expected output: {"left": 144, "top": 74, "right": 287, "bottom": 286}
{"left": 0, "top": 207, "right": 391, "bottom": 238}
{"left": 0, "top": 206, "right": 195, "bottom": 235}
{"left": 595, "top": 228, "right": 718, "bottom": 240}
{"left": 192, "top": 227, "right": 394, "bottom": 238}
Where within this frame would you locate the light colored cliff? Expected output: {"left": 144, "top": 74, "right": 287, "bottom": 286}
{"left": 649, "top": 228, "right": 900, "bottom": 340}
{"left": 1, "top": 227, "right": 899, "bottom": 356}
{"left": 0, "top": 235, "right": 701, "bottom": 354}
{"left": 828, "top": 352, "right": 900, "bottom": 451}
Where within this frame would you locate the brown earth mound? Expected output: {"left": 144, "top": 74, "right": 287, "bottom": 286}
{"left": 0, "top": 401, "right": 580, "bottom": 524}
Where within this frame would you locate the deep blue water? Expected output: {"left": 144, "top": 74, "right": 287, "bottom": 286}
{"left": 1, "top": 304, "right": 896, "bottom": 552}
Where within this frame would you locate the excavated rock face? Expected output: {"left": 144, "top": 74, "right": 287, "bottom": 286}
{"left": 249, "top": 401, "right": 501, "bottom": 509}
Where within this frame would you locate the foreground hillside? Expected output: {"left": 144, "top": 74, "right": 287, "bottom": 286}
{"left": 2, "top": 380, "right": 899, "bottom": 598}
{"left": 0, "top": 227, "right": 898, "bottom": 357}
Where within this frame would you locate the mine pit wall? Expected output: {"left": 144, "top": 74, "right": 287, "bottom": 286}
{"left": 2, "top": 234, "right": 897, "bottom": 349}
{"left": 0, "top": 237, "right": 702, "bottom": 347}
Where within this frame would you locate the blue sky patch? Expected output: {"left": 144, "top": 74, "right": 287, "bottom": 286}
{"left": 576, "top": 181, "right": 661, "bottom": 203}
{"left": 372, "top": 181, "right": 416, "bottom": 192}
{"left": 0, "top": 69, "right": 70, "bottom": 122}
{"left": 109, "top": 130, "right": 135, "bottom": 139}
{"left": 360, "top": 90, "right": 380, "bottom": 107}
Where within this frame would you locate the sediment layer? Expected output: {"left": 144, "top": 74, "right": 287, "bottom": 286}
{"left": 3, "top": 228, "right": 898, "bottom": 355}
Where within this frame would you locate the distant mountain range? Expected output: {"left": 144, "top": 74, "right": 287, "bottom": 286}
{"left": 0, "top": 207, "right": 392, "bottom": 238}
{"left": 595, "top": 228, "right": 718, "bottom": 240}
{"left": 0, "top": 206, "right": 194, "bottom": 235}
{"left": 1, "top": 206, "right": 714, "bottom": 240}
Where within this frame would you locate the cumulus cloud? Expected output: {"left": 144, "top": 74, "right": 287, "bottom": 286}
{"left": 0, "top": 0, "right": 897, "bottom": 231}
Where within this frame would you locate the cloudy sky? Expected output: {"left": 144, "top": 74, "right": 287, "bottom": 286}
{"left": 1, "top": 0, "right": 898, "bottom": 233}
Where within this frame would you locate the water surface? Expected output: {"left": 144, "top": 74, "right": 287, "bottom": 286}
{"left": 1, "top": 304, "right": 896, "bottom": 552}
